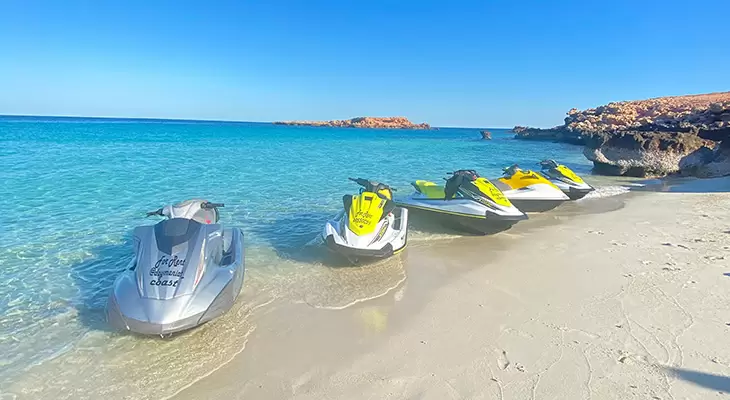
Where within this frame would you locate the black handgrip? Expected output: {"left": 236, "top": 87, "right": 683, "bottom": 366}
{"left": 538, "top": 160, "right": 558, "bottom": 169}
{"left": 145, "top": 208, "right": 163, "bottom": 217}
{"left": 449, "top": 169, "right": 479, "bottom": 179}
{"left": 348, "top": 177, "right": 369, "bottom": 187}
{"left": 202, "top": 202, "right": 225, "bottom": 209}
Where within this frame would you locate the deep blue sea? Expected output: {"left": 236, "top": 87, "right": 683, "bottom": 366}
{"left": 0, "top": 116, "right": 592, "bottom": 398}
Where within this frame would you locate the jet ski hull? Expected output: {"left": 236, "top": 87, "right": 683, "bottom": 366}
{"left": 324, "top": 235, "right": 403, "bottom": 259}
{"left": 406, "top": 206, "right": 525, "bottom": 235}
{"left": 566, "top": 186, "right": 593, "bottom": 200}
{"left": 508, "top": 199, "right": 566, "bottom": 213}
{"left": 395, "top": 199, "right": 527, "bottom": 235}
{"left": 107, "top": 266, "right": 243, "bottom": 335}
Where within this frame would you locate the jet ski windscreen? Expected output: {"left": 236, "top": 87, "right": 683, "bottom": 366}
{"left": 155, "top": 218, "right": 203, "bottom": 253}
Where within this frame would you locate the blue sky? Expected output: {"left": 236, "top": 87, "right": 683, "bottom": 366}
{"left": 1, "top": 0, "right": 728, "bottom": 128}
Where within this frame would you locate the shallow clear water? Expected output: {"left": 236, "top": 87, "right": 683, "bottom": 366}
{"left": 0, "top": 116, "right": 592, "bottom": 398}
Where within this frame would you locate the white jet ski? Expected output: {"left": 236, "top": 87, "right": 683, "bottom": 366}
{"left": 323, "top": 178, "right": 408, "bottom": 262}
{"left": 537, "top": 160, "right": 595, "bottom": 200}
{"left": 394, "top": 170, "right": 527, "bottom": 235}
{"left": 493, "top": 165, "right": 570, "bottom": 212}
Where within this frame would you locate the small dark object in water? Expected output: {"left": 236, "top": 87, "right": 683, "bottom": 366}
{"left": 480, "top": 130, "right": 492, "bottom": 140}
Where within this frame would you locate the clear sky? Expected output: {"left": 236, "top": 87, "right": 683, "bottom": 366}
{"left": 1, "top": 0, "right": 728, "bottom": 128}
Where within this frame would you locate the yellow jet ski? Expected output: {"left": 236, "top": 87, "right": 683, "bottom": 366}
{"left": 537, "top": 160, "right": 594, "bottom": 200}
{"left": 493, "top": 165, "right": 570, "bottom": 212}
{"left": 394, "top": 170, "right": 527, "bottom": 235}
{"left": 323, "top": 178, "right": 408, "bottom": 262}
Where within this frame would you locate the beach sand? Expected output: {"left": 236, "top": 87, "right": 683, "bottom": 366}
{"left": 170, "top": 179, "right": 730, "bottom": 400}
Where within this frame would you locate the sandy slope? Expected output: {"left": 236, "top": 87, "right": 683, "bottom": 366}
{"left": 175, "top": 183, "right": 730, "bottom": 400}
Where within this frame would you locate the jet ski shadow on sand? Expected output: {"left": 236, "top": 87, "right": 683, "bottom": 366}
{"left": 248, "top": 210, "right": 381, "bottom": 267}
{"left": 70, "top": 242, "right": 134, "bottom": 332}
{"left": 248, "top": 210, "right": 337, "bottom": 264}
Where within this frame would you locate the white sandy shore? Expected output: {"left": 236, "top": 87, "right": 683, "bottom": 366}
{"left": 174, "top": 181, "right": 730, "bottom": 400}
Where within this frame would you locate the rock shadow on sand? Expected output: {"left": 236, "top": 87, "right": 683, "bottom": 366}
{"left": 665, "top": 367, "right": 730, "bottom": 392}
{"left": 634, "top": 175, "right": 730, "bottom": 194}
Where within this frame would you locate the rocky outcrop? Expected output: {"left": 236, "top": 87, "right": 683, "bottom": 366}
{"left": 562, "top": 94, "right": 730, "bottom": 134}
{"left": 583, "top": 128, "right": 716, "bottom": 177}
{"left": 274, "top": 116, "right": 430, "bottom": 129}
{"left": 480, "top": 130, "right": 492, "bottom": 140}
{"left": 689, "top": 140, "right": 730, "bottom": 178}
{"left": 511, "top": 126, "right": 585, "bottom": 145}
{"left": 515, "top": 92, "right": 730, "bottom": 177}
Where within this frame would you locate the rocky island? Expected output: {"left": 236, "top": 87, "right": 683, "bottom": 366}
{"left": 513, "top": 92, "right": 730, "bottom": 177}
{"left": 274, "top": 116, "right": 430, "bottom": 130}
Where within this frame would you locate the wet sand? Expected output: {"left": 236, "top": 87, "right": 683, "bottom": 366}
{"left": 173, "top": 178, "right": 730, "bottom": 400}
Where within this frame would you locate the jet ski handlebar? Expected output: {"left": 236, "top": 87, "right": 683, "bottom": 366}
{"left": 348, "top": 178, "right": 396, "bottom": 192}
{"left": 538, "top": 159, "right": 559, "bottom": 169}
{"left": 447, "top": 170, "right": 480, "bottom": 179}
{"left": 502, "top": 164, "right": 521, "bottom": 176}
{"left": 145, "top": 201, "right": 223, "bottom": 217}
{"left": 145, "top": 208, "right": 164, "bottom": 217}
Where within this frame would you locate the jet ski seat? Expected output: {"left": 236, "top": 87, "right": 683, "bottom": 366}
{"left": 343, "top": 194, "right": 353, "bottom": 213}
{"left": 382, "top": 199, "right": 395, "bottom": 217}
{"left": 412, "top": 180, "right": 446, "bottom": 199}
{"left": 492, "top": 180, "right": 512, "bottom": 192}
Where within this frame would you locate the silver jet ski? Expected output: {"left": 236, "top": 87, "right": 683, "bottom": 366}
{"left": 323, "top": 178, "right": 408, "bottom": 262}
{"left": 538, "top": 159, "right": 595, "bottom": 200}
{"left": 493, "top": 164, "right": 570, "bottom": 212}
{"left": 107, "top": 199, "right": 244, "bottom": 335}
{"left": 394, "top": 170, "right": 527, "bottom": 235}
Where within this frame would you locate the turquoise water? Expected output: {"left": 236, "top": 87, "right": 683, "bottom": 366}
{"left": 0, "top": 116, "right": 591, "bottom": 398}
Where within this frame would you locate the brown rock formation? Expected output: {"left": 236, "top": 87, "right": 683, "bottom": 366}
{"left": 562, "top": 93, "right": 730, "bottom": 134}
{"left": 274, "top": 116, "right": 430, "bottom": 130}
{"left": 583, "top": 128, "right": 716, "bottom": 177}
{"left": 514, "top": 92, "right": 730, "bottom": 177}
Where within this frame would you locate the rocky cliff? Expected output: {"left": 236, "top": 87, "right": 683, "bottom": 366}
{"left": 514, "top": 92, "right": 730, "bottom": 177}
{"left": 274, "top": 116, "right": 430, "bottom": 130}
